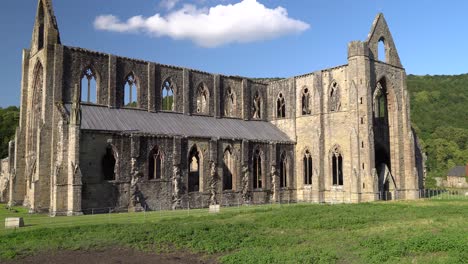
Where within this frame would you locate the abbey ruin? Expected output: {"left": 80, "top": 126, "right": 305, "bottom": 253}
{"left": 2, "top": 0, "right": 424, "bottom": 215}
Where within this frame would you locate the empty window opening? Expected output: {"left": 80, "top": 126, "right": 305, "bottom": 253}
{"left": 303, "top": 150, "right": 313, "bottom": 185}
{"left": 276, "top": 93, "right": 286, "bottom": 118}
{"left": 302, "top": 88, "right": 311, "bottom": 115}
{"left": 81, "top": 67, "right": 97, "bottom": 103}
{"left": 253, "top": 148, "right": 262, "bottom": 189}
{"left": 362, "top": 163, "right": 365, "bottom": 170}
{"left": 223, "top": 147, "right": 234, "bottom": 190}
{"left": 196, "top": 83, "right": 209, "bottom": 114}
{"left": 360, "top": 97, "right": 363, "bottom": 104}
{"left": 378, "top": 39, "right": 386, "bottom": 62}
{"left": 361, "top": 141, "right": 364, "bottom": 148}
{"left": 148, "top": 146, "right": 163, "bottom": 180}
{"left": 361, "top": 117, "right": 364, "bottom": 124}
{"left": 188, "top": 146, "right": 201, "bottom": 192}
{"left": 279, "top": 152, "right": 287, "bottom": 188}
{"left": 373, "top": 82, "right": 388, "bottom": 119}
{"left": 37, "top": 2, "right": 44, "bottom": 50}
{"left": 162, "top": 79, "right": 174, "bottom": 111}
{"left": 102, "top": 145, "right": 116, "bottom": 181}
{"left": 329, "top": 82, "right": 341, "bottom": 112}
{"left": 332, "top": 148, "right": 343, "bottom": 186}
{"left": 224, "top": 87, "right": 236, "bottom": 117}
{"left": 124, "top": 73, "right": 137, "bottom": 107}
{"left": 252, "top": 92, "right": 262, "bottom": 119}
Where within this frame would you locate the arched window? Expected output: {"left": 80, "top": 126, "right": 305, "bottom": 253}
{"left": 373, "top": 82, "right": 387, "bottom": 119}
{"left": 124, "top": 73, "right": 137, "bottom": 107}
{"left": 253, "top": 148, "right": 262, "bottom": 189}
{"left": 302, "top": 87, "right": 311, "bottom": 115}
{"left": 223, "top": 147, "right": 234, "bottom": 190}
{"left": 252, "top": 92, "right": 262, "bottom": 119}
{"left": 196, "top": 83, "right": 209, "bottom": 114}
{"left": 279, "top": 152, "right": 287, "bottom": 188}
{"left": 276, "top": 93, "right": 286, "bottom": 118}
{"left": 188, "top": 145, "right": 201, "bottom": 192}
{"left": 378, "top": 38, "right": 386, "bottom": 62}
{"left": 102, "top": 145, "right": 116, "bottom": 181}
{"left": 27, "top": 62, "right": 43, "bottom": 155}
{"left": 224, "top": 87, "right": 236, "bottom": 117}
{"left": 331, "top": 147, "right": 343, "bottom": 186}
{"left": 148, "top": 146, "right": 163, "bottom": 180}
{"left": 303, "top": 150, "right": 313, "bottom": 185}
{"left": 329, "top": 81, "right": 341, "bottom": 112}
{"left": 162, "top": 79, "right": 175, "bottom": 111}
{"left": 37, "top": 2, "right": 44, "bottom": 50}
{"left": 81, "top": 67, "right": 97, "bottom": 103}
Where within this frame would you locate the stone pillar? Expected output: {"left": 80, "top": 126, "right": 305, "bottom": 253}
{"left": 172, "top": 137, "right": 182, "bottom": 209}
{"left": 66, "top": 84, "right": 82, "bottom": 216}
{"left": 147, "top": 63, "right": 156, "bottom": 112}
{"left": 241, "top": 79, "right": 249, "bottom": 120}
{"left": 182, "top": 69, "right": 190, "bottom": 115}
{"left": 241, "top": 140, "right": 250, "bottom": 203}
{"left": 269, "top": 143, "right": 278, "bottom": 203}
{"left": 108, "top": 55, "right": 117, "bottom": 107}
{"left": 213, "top": 75, "right": 221, "bottom": 118}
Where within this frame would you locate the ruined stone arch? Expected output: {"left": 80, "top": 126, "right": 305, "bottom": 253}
{"left": 123, "top": 72, "right": 138, "bottom": 108}
{"left": 302, "top": 147, "right": 313, "bottom": 186}
{"left": 279, "top": 151, "right": 289, "bottom": 188}
{"left": 252, "top": 146, "right": 264, "bottom": 189}
{"left": 224, "top": 86, "right": 236, "bottom": 117}
{"left": 276, "top": 92, "right": 286, "bottom": 118}
{"left": 188, "top": 144, "right": 203, "bottom": 192}
{"left": 161, "top": 77, "right": 176, "bottom": 111}
{"left": 301, "top": 86, "right": 311, "bottom": 115}
{"left": 196, "top": 82, "right": 210, "bottom": 114}
{"left": 36, "top": 1, "right": 45, "bottom": 51}
{"left": 102, "top": 143, "right": 119, "bottom": 181}
{"left": 26, "top": 61, "right": 44, "bottom": 158}
{"left": 80, "top": 65, "right": 99, "bottom": 104}
{"left": 328, "top": 80, "right": 341, "bottom": 112}
{"left": 330, "top": 145, "right": 344, "bottom": 186}
{"left": 148, "top": 145, "right": 164, "bottom": 180}
{"left": 252, "top": 91, "right": 262, "bottom": 119}
{"left": 222, "top": 145, "right": 236, "bottom": 190}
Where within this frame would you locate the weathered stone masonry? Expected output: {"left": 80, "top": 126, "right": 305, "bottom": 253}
{"left": 5, "top": 0, "right": 424, "bottom": 215}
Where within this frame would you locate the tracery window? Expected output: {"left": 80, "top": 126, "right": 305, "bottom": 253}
{"left": 331, "top": 147, "right": 343, "bottom": 186}
{"left": 148, "top": 146, "right": 163, "bottom": 180}
{"left": 196, "top": 83, "right": 209, "bottom": 114}
{"left": 188, "top": 145, "right": 201, "bottom": 192}
{"left": 81, "top": 67, "right": 97, "bottom": 103}
{"left": 279, "top": 152, "right": 287, "bottom": 188}
{"left": 124, "top": 73, "right": 138, "bottom": 107}
{"left": 224, "top": 87, "right": 236, "bottom": 117}
{"left": 373, "top": 82, "right": 387, "bottom": 119}
{"left": 276, "top": 93, "right": 286, "bottom": 118}
{"left": 162, "top": 79, "right": 175, "bottom": 111}
{"left": 302, "top": 87, "right": 311, "bottom": 115}
{"left": 27, "top": 62, "right": 43, "bottom": 155}
{"left": 253, "top": 148, "right": 262, "bottom": 189}
{"left": 223, "top": 147, "right": 234, "bottom": 190}
{"left": 303, "top": 150, "right": 313, "bottom": 185}
{"left": 252, "top": 92, "right": 261, "bottom": 119}
{"left": 329, "top": 82, "right": 341, "bottom": 112}
{"left": 37, "top": 2, "right": 44, "bottom": 50}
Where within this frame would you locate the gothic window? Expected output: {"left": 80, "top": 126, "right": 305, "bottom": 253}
{"left": 188, "top": 145, "right": 201, "bottom": 192}
{"left": 303, "top": 150, "right": 313, "bottom": 185}
{"left": 252, "top": 92, "right": 261, "bottom": 119}
{"left": 148, "top": 146, "right": 163, "bottom": 180}
{"left": 81, "top": 67, "right": 97, "bottom": 103}
{"left": 302, "top": 87, "right": 311, "bottom": 115}
{"left": 331, "top": 147, "right": 343, "bottom": 186}
{"left": 124, "top": 73, "right": 138, "bottom": 107}
{"left": 373, "top": 82, "right": 387, "bottom": 119}
{"left": 276, "top": 93, "right": 286, "bottom": 118}
{"left": 102, "top": 145, "right": 116, "bottom": 181}
{"left": 37, "top": 2, "right": 44, "bottom": 50}
{"left": 279, "top": 152, "right": 287, "bottom": 188}
{"left": 196, "top": 83, "right": 209, "bottom": 114}
{"left": 329, "top": 82, "right": 341, "bottom": 112}
{"left": 27, "top": 62, "right": 44, "bottom": 155}
{"left": 223, "top": 147, "right": 234, "bottom": 190}
{"left": 378, "top": 38, "right": 386, "bottom": 62}
{"left": 253, "top": 148, "right": 262, "bottom": 189}
{"left": 224, "top": 87, "right": 236, "bottom": 117}
{"left": 162, "top": 79, "right": 175, "bottom": 111}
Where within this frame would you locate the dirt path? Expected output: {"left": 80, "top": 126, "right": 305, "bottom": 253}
{"left": 3, "top": 248, "right": 218, "bottom": 264}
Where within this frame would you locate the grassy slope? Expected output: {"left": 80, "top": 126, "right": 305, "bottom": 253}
{"left": 1, "top": 200, "right": 467, "bottom": 263}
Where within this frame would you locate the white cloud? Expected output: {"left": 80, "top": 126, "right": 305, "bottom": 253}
{"left": 94, "top": 0, "right": 310, "bottom": 48}
{"left": 160, "top": 0, "right": 180, "bottom": 11}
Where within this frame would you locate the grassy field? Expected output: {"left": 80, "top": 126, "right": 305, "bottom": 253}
{"left": 1, "top": 199, "right": 467, "bottom": 263}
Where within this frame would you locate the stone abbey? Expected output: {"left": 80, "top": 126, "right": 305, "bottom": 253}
{"left": 3, "top": 0, "right": 424, "bottom": 215}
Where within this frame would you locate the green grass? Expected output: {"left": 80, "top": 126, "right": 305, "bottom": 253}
{"left": 1, "top": 200, "right": 467, "bottom": 263}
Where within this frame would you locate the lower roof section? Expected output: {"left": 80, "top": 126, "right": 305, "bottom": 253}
{"left": 67, "top": 104, "right": 293, "bottom": 143}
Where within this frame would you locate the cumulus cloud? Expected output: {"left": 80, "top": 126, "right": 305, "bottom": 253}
{"left": 160, "top": 0, "right": 180, "bottom": 11}
{"left": 94, "top": 0, "right": 310, "bottom": 47}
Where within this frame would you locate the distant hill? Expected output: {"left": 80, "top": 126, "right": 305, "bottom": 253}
{"left": 0, "top": 74, "right": 466, "bottom": 187}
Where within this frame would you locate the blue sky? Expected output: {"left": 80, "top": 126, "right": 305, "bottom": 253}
{"left": 1, "top": 0, "right": 468, "bottom": 107}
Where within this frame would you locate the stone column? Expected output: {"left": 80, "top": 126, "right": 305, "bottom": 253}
{"left": 108, "top": 55, "right": 117, "bottom": 107}
{"left": 241, "top": 79, "right": 249, "bottom": 120}
{"left": 213, "top": 75, "right": 221, "bottom": 118}
{"left": 147, "top": 63, "right": 156, "bottom": 112}
{"left": 182, "top": 69, "right": 190, "bottom": 115}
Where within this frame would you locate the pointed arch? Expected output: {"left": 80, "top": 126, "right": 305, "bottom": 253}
{"left": 37, "top": 1, "right": 45, "bottom": 50}
{"left": 252, "top": 91, "right": 262, "bottom": 119}
{"left": 276, "top": 92, "right": 286, "bottom": 118}
{"left": 27, "top": 61, "right": 44, "bottom": 156}
{"left": 329, "top": 81, "right": 341, "bottom": 112}
{"left": 124, "top": 72, "right": 138, "bottom": 107}
{"left": 188, "top": 144, "right": 202, "bottom": 192}
{"left": 196, "top": 82, "right": 209, "bottom": 114}
{"left": 303, "top": 149, "right": 313, "bottom": 185}
{"left": 224, "top": 86, "right": 236, "bottom": 117}
{"left": 102, "top": 144, "right": 118, "bottom": 181}
{"left": 301, "top": 87, "right": 311, "bottom": 115}
{"left": 330, "top": 145, "right": 343, "bottom": 186}
{"left": 223, "top": 146, "right": 234, "bottom": 190}
{"left": 253, "top": 147, "right": 263, "bottom": 189}
{"left": 148, "top": 146, "right": 164, "bottom": 180}
{"left": 80, "top": 66, "right": 98, "bottom": 103}
{"left": 279, "top": 151, "right": 288, "bottom": 188}
{"left": 162, "top": 77, "right": 175, "bottom": 111}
